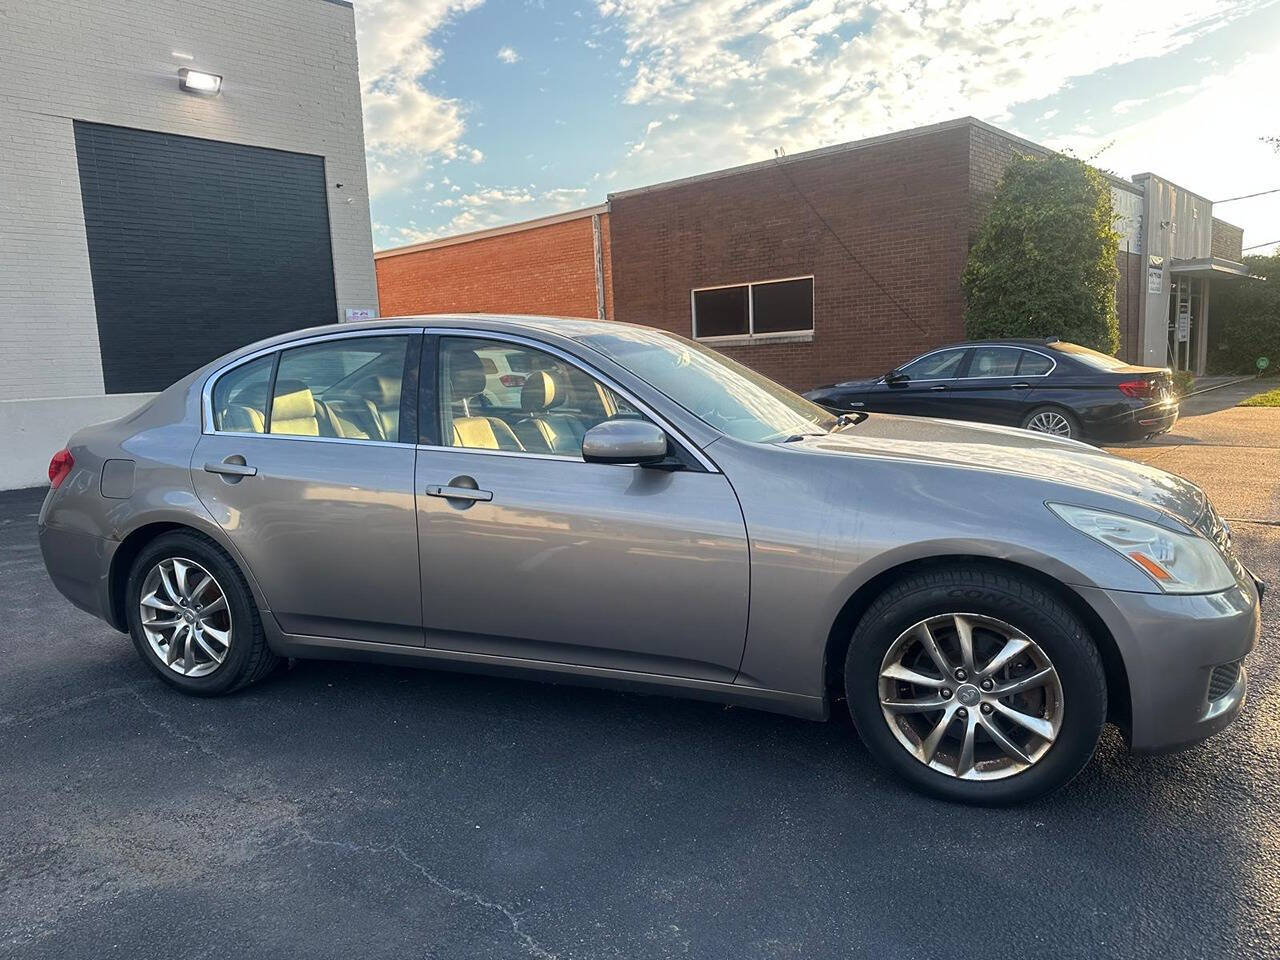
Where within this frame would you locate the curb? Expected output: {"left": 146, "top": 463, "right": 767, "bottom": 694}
{"left": 1183, "top": 375, "right": 1258, "bottom": 399}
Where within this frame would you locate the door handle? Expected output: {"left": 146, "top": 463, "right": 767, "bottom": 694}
{"left": 930, "top": 384, "right": 949, "bottom": 391}
{"left": 426, "top": 484, "right": 493, "bottom": 502}
{"left": 203, "top": 459, "right": 257, "bottom": 477}
{"left": 1011, "top": 382, "right": 1031, "bottom": 389}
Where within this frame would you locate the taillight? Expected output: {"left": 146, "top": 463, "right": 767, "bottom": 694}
{"left": 499, "top": 374, "right": 527, "bottom": 387}
{"left": 1117, "top": 379, "right": 1153, "bottom": 399}
{"left": 48, "top": 449, "right": 74, "bottom": 489}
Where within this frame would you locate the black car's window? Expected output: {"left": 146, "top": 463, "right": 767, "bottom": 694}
{"left": 270, "top": 336, "right": 410, "bottom": 442}
{"left": 1018, "top": 351, "right": 1054, "bottom": 376}
{"left": 963, "top": 347, "right": 1021, "bottom": 378}
{"left": 901, "top": 349, "right": 965, "bottom": 380}
{"left": 212, "top": 355, "right": 274, "bottom": 433}
{"left": 439, "top": 337, "right": 644, "bottom": 457}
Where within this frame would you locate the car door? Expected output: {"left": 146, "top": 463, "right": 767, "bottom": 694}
{"left": 944, "top": 346, "right": 1033, "bottom": 425}
{"left": 413, "top": 332, "right": 751, "bottom": 682}
{"left": 867, "top": 347, "right": 970, "bottom": 417}
{"left": 192, "top": 330, "right": 425, "bottom": 646}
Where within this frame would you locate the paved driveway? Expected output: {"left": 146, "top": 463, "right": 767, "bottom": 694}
{"left": 1106, "top": 379, "right": 1280, "bottom": 523}
{"left": 3, "top": 396, "right": 1279, "bottom": 958}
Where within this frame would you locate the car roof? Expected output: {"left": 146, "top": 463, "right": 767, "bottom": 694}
{"left": 927, "top": 338, "right": 1062, "bottom": 351}
{"left": 267, "top": 313, "right": 626, "bottom": 343}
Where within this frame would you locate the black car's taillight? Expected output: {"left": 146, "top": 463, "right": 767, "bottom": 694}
{"left": 1117, "top": 379, "right": 1153, "bottom": 399}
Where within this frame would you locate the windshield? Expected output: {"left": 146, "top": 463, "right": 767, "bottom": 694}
{"left": 576, "top": 326, "right": 835, "bottom": 442}
{"left": 1049, "top": 341, "right": 1129, "bottom": 371}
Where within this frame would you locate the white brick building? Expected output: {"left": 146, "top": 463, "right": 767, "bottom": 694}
{"left": 0, "top": 0, "right": 378, "bottom": 488}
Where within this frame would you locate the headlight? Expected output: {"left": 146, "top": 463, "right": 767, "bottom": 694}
{"left": 1048, "top": 503, "right": 1235, "bottom": 594}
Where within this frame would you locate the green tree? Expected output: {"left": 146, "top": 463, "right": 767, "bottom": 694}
{"left": 963, "top": 153, "right": 1121, "bottom": 354}
{"left": 1207, "top": 253, "right": 1280, "bottom": 374}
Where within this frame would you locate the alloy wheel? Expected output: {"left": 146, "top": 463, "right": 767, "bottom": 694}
{"left": 1025, "top": 410, "right": 1072, "bottom": 437}
{"left": 878, "top": 613, "right": 1064, "bottom": 781}
{"left": 139, "top": 557, "right": 232, "bottom": 677}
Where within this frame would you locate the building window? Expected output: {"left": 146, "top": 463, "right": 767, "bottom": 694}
{"left": 691, "top": 277, "right": 814, "bottom": 341}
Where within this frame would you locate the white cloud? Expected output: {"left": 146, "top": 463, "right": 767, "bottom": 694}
{"left": 497, "top": 46, "right": 521, "bottom": 63}
{"left": 1112, "top": 98, "right": 1148, "bottom": 115}
{"left": 355, "top": 0, "right": 485, "bottom": 164}
{"left": 596, "top": 0, "right": 1270, "bottom": 186}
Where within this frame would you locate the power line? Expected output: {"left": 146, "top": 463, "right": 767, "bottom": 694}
{"left": 1215, "top": 187, "right": 1280, "bottom": 204}
{"left": 770, "top": 155, "right": 930, "bottom": 339}
{"left": 1242, "top": 238, "right": 1279, "bottom": 251}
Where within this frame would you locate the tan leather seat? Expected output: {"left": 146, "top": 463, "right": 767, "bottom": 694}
{"left": 446, "top": 349, "right": 524, "bottom": 451}
{"left": 270, "top": 380, "right": 321, "bottom": 436}
{"left": 363, "top": 375, "right": 402, "bottom": 441}
{"left": 222, "top": 404, "right": 265, "bottom": 433}
{"left": 513, "top": 370, "right": 587, "bottom": 454}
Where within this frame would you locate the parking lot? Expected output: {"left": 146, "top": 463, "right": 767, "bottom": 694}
{"left": 3, "top": 389, "right": 1278, "bottom": 958}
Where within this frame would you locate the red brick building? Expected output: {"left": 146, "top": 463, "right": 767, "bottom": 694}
{"left": 377, "top": 205, "right": 613, "bottom": 321}
{"left": 374, "top": 118, "right": 1246, "bottom": 390}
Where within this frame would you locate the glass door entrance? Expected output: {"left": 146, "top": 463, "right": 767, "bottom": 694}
{"left": 1167, "top": 277, "right": 1200, "bottom": 372}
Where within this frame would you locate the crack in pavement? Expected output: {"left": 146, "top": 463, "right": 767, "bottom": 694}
{"left": 291, "top": 828, "right": 561, "bottom": 960}
{"left": 7, "top": 678, "right": 562, "bottom": 959}
{"left": 127, "top": 689, "right": 230, "bottom": 762}
{"left": 0, "top": 683, "right": 146, "bottom": 729}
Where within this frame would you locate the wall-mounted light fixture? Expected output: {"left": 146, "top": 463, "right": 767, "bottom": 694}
{"left": 178, "top": 68, "right": 222, "bottom": 95}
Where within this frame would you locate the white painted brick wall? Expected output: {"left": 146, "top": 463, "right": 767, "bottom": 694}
{"left": 0, "top": 0, "right": 377, "bottom": 403}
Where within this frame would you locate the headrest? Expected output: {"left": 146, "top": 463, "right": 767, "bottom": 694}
{"left": 358, "top": 374, "right": 402, "bottom": 407}
{"left": 271, "top": 379, "right": 316, "bottom": 421}
{"left": 521, "top": 370, "right": 564, "bottom": 412}
{"left": 448, "top": 350, "right": 488, "bottom": 398}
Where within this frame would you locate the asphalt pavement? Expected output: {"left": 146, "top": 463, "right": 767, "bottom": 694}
{"left": 3, "top": 391, "right": 1279, "bottom": 957}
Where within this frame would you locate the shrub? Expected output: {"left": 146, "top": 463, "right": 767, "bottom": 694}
{"left": 1207, "top": 253, "right": 1280, "bottom": 375}
{"left": 963, "top": 153, "right": 1120, "bottom": 354}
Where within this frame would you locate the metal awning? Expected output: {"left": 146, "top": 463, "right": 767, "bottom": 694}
{"left": 1167, "top": 257, "right": 1255, "bottom": 281}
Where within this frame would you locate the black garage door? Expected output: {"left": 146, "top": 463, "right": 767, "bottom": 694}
{"left": 74, "top": 122, "right": 338, "bottom": 394}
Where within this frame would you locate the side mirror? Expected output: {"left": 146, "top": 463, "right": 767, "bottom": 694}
{"left": 582, "top": 420, "right": 670, "bottom": 465}
{"left": 886, "top": 370, "right": 909, "bottom": 385}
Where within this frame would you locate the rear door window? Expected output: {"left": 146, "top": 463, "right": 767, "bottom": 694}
{"left": 212, "top": 355, "right": 274, "bottom": 433}
{"left": 963, "top": 347, "right": 1022, "bottom": 378}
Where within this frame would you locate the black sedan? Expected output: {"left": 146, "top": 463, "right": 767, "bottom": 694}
{"left": 804, "top": 339, "right": 1178, "bottom": 442}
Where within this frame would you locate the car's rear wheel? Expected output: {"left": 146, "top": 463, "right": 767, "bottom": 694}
{"left": 1022, "top": 405, "right": 1080, "bottom": 439}
{"left": 126, "top": 531, "right": 278, "bottom": 695}
{"left": 845, "top": 565, "right": 1106, "bottom": 804}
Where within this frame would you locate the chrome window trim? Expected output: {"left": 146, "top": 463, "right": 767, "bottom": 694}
{"left": 426, "top": 326, "right": 721, "bottom": 473}
{"left": 201, "top": 327, "right": 424, "bottom": 440}
{"left": 895, "top": 345, "right": 1058, "bottom": 384}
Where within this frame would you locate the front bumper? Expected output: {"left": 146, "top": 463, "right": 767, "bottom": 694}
{"left": 1077, "top": 575, "right": 1260, "bottom": 753}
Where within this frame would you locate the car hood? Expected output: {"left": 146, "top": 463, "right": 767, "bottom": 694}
{"left": 783, "top": 413, "right": 1207, "bottom": 525}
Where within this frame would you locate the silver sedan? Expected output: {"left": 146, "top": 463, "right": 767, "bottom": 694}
{"left": 39, "top": 316, "right": 1262, "bottom": 804}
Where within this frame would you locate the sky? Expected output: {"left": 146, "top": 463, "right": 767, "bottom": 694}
{"left": 355, "top": 0, "right": 1280, "bottom": 255}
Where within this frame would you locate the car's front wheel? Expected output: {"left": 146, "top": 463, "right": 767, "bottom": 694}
{"left": 845, "top": 565, "right": 1106, "bottom": 804}
{"left": 126, "top": 530, "right": 278, "bottom": 695}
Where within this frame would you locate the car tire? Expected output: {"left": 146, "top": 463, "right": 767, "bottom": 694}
{"left": 844, "top": 565, "right": 1106, "bottom": 805}
{"left": 1021, "top": 405, "right": 1081, "bottom": 440}
{"left": 125, "top": 530, "right": 278, "bottom": 696}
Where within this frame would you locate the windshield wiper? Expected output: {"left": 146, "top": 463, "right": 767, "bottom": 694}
{"left": 780, "top": 432, "right": 827, "bottom": 442}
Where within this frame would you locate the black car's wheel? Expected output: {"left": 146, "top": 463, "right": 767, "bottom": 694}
{"left": 126, "top": 530, "right": 278, "bottom": 695}
{"left": 1022, "top": 405, "right": 1080, "bottom": 439}
{"left": 845, "top": 565, "right": 1106, "bottom": 805}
